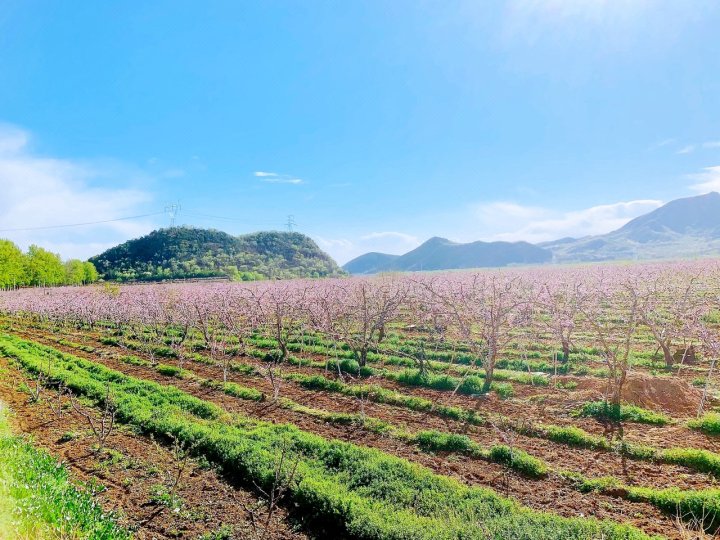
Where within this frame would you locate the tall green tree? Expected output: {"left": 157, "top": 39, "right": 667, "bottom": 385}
{"left": 64, "top": 259, "right": 87, "bottom": 285}
{"left": 26, "top": 245, "right": 65, "bottom": 286}
{"left": 83, "top": 262, "right": 99, "bottom": 284}
{"left": 0, "top": 240, "right": 28, "bottom": 288}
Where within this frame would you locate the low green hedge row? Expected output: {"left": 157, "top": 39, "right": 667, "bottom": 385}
{"left": 561, "top": 470, "right": 720, "bottom": 531}
{"left": 574, "top": 401, "right": 671, "bottom": 426}
{"left": 688, "top": 413, "right": 720, "bottom": 436}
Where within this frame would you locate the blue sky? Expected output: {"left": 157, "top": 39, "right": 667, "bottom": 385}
{"left": 1, "top": 0, "right": 720, "bottom": 264}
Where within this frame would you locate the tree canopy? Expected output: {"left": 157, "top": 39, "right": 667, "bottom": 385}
{"left": 0, "top": 240, "right": 99, "bottom": 288}
{"left": 88, "top": 227, "right": 345, "bottom": 282}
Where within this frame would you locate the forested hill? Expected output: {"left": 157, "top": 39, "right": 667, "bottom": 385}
{"left": 89, "top": 227, "right": 345, "bottom": 281}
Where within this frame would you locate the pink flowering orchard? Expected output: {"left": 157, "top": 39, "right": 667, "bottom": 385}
{"left": 3, "top": 259, "right": 720, "bottom": 411}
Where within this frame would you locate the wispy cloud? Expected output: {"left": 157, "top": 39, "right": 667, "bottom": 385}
{"left": 677, "top": 145, "right": 695, "bottom": 155}
{"left": 655, "top": 138, "right": 677, "bottom": 148}
{"left": 0, "top": 123, "right": 156, "bottom": 259}
{"left": 254, "top": 171, "right": 304, "bottom": 184}
{"left": 688, "top": 165, "right": 720, "bottom": 193}
{"left": 667, "top": 140, "right": 720, "bottom": 154}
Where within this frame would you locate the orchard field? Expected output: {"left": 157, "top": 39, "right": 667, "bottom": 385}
{"left": 1, "top": 261, "right": 720, "bottom": 539}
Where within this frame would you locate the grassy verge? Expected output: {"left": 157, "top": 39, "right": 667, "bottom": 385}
{"left": 0, "top": 402, "right": 130, "bottom": 539}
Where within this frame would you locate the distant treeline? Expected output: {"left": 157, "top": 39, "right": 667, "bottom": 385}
{"left": 0, "top": 239, "right": 99, "bottom": 288}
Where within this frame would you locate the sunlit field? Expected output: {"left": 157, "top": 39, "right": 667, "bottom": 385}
{"left": 1, "top": 260, "right": 719, "bottom": 539}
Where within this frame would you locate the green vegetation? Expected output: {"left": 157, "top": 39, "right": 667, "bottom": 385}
{"left": 88, "top": 227, "right": 344, "bottom": 281}
{"left": 0, "top": 333, "right": 655, "bottom": 540}
{"left": 388, "top": 368, "right": 513, "bottom": 397}
{"left": 561, "top": 471, "right": 720, "bottom": 530}
{"left": 488, "top": 445, "right": 549, "bottom": 478}
{"left": 533, "top": 424, "right": 612, "bottom": 451}
{"left": 156, "top": 363, "right": 187, "bottom": 378}
{"left": 0, "top": 402, "right": 130, "bottom": 539}
{"left": 688, "top": 412, "right": 720, "bottom": 435}
{"left": 574, "top": 401, "right": 671, "bottom": 426}
{"left": 658, "top": 448, "right": 720, "bottom": 477}
{"left": 0, "top": 239, "right": 99, "bottom": 288}
{"left": 220, "top": 381, "right": 264, "bottom": 401}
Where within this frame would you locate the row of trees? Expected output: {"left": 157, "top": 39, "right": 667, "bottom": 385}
{"left": 2, "top": 260, "right": 719, "bottom": 413}
{"left": 0, "top": 240, "right": 99, "bottom": 289}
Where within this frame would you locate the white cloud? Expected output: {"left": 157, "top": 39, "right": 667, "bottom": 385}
{"left": 255, "top": 171, "right": 304, "bottom": 184}
{"left": 703, "top": 141, "right": 720, "bottom": 149}
{"left": 473, "top": 199, "right": 663, "bottom": 243}
{"left": 0, "top": 124, "right": 28, "bottom": 155}
{"left": 315, "top": 231, "right": 421, "bottom": 265}
{"left": 688, "top": 165, "right": 720, "bottom": 194}
{"left": 677, "top": 145, "right": 695, "bottom": 155}
{"left": 0, "top": 124, "right": 157, "bottom": 260}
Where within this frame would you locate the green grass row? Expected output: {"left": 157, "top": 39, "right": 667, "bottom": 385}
{"left": 0, "top": 333, "right": 656, "bottom": 540}
{"left": 688, "top": 413, "right": 720, "bottom": 436}
{"left": 573, "top": 401, "right": 671, "bottom": 426}
{"left": 561, "top": 471, "right": 720, "bottom": 531}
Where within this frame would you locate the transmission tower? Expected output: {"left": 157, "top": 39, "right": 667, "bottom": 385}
{"left": 165, "top": 202, "right": 182, "bottom": 227}
{"left": 286, "top": 214, "right": 296, "bottom": 232}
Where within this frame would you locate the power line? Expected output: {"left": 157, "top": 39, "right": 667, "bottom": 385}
{"left": 0, "top": 212, "right": 166, "bottom": 233}
{"left": 182, "top": 211, "right": 276, "bottom": 224}
{"left": 181, "top": 210, "right": 287, "bottom": 227}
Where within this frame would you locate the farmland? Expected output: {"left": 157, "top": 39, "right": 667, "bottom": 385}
{"left": 1, "top": 261, "right": 720, "bottom": 539}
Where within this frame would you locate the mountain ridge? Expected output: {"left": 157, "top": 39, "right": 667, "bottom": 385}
{"left": 543, "top": 192, "right": 720, "bottom": 262}
{"left": 344, "top": 192, "right": 720, "bottom": 273}
{"left": 344, "top": 237, "right": 551, "bottom": 274}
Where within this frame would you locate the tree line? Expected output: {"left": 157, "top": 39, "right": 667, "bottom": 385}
{"left": 0, "top": 239, "right": 99, "bottom": 288}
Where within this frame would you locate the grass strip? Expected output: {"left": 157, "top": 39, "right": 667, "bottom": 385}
{"left": 0, "top": 402, "right": 130, "bottom": 539}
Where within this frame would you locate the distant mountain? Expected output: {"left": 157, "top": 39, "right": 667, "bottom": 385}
{"left": 343, "top": 237, "right": 551, "bottom": 274}
{"left": 90, "top": 227, "right": 344, "bottom": 281}
{"left": 343, "top": 252, "right": 400, "bottom": 275}
{"left": 542, "top": 192, "right": 720, "bottom": 262}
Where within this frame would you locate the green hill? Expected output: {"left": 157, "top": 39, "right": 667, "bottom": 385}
{"left": 89, "top": 227, "right": 344, "bottom": 281}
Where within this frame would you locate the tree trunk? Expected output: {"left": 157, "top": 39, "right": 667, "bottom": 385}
{"left": 661, "top": 342, "right": 674, "bottom": 369}
{"left": 561, "top": 339, "right": 570, "bottom": 363}
{"left": 359, "top": 347, "right": 368, "bottom": 367}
